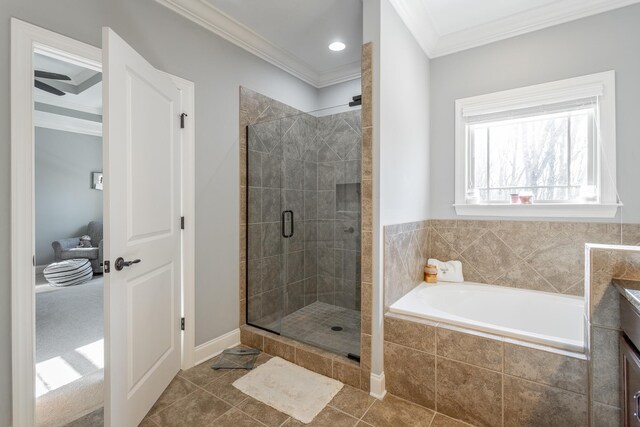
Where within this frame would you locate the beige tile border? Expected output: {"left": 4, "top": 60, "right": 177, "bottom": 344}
{"left": 360, "top": 42, "right": 373, "bottom": 392}
{"left": 240, "top": 325, "right": 362, "bottom": 388}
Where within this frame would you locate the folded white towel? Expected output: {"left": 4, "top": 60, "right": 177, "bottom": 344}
{"left": 427, "top": 258, "right": 464, "bottom": 283}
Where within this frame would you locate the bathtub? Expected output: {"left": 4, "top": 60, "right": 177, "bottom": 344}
{"left": 389, "top": 282, "right": 585, "bottom": 352}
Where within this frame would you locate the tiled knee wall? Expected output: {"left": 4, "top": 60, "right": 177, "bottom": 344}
{"left": 384, "top": 314, "right": 589, "bottom": 426}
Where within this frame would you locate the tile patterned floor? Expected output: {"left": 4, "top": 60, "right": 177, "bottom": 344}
{"left": 66, "top": 350, "right": 473, "bottom": 427}
{"left": 265, "top": 302, "right": 361, "bottom": 357}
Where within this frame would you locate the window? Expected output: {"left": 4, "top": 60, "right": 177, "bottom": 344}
{"left": 454, "top": 71, "right": 619, "bottom": 218}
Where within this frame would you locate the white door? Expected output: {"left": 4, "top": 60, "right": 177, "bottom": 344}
{"left": 102, "top": 27, "right": 182, "bottom": 427}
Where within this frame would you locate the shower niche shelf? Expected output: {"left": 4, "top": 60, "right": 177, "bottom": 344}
{"left": 336, "top": 183, "right": 361, "bottom": 213}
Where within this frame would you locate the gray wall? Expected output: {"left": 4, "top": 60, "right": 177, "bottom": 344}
{"left": 364, "top": 0, "right": 432, "bottom": 379}
{"left": 35, "top": 127, "right": 103, "bottom": 266}
{"left": 429, "top": 4, "right": 640, "bottom": 222}
{"left": 0, "top": 1, "right": 321, "bottom": 424}
{"left": 379, "top": 0, "right": 430, "bottom": 226}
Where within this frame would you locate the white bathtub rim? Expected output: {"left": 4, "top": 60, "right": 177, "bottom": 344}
{"left": 385, "top": 311, "right": 439, "bottom": 328}
{"left": 385, "top": 311, "right": 587, "bottom": 359}
{"left": 390, "top": 304, "right": 584, "bottom": 353}
{"left": 502, "top": 335, "right": 586, "bottom": 360}
{"left": 388, "top": 281, "right": 586, "bottom": 354}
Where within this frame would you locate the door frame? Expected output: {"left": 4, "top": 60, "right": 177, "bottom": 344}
{"left": 10, "top": 18, "right": 196, "bottom": 426}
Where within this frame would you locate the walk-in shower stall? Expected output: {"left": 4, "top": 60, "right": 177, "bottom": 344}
{"left": 245, "top": 106, "right": 362, "bottom": 358}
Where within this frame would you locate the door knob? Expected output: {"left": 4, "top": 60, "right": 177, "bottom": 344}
{"left": 115, "top": 257, "right": 141, "bottom": 271}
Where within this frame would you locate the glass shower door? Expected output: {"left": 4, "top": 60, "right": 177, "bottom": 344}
{"left": 246, "top": 108, "right": 362, "bottom": 359}
{"left": 246, "top": 120, "right": 286, "bottom": 334}
{"left": 278, "top": 110, "right": 363, "bottom": 359}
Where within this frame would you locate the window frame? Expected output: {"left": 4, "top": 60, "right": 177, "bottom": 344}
{"left": 454, "top": 71, "right": 620, "bottom": 218}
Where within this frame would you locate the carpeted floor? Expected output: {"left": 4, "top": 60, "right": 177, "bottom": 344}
{"left": 36, "top": 274, "right": 104, "bottom": 427}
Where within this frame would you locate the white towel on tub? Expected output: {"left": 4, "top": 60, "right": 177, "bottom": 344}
{"left": 427, "top": 258, "right": 464, "bottom": 283}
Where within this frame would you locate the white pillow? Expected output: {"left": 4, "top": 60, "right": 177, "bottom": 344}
{"left": 427, "top": 258, "right": 464, "bottom": 283}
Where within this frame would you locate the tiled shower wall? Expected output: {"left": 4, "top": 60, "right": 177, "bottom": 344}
{"left": 316, "top": 112, "right": 362, "bottom": 311}
{"left": 240, "top": 87, "right": 362, "bottom": 327}
{"left": 384, "top": 218, "right": 640, "bottom": 307}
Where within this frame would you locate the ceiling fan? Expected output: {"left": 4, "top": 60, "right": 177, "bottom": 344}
{"left": 34, "top": 70, "right": 71, "bottom": 96}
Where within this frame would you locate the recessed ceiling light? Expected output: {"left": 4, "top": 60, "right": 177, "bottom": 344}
{"left": 329, "top": 42, "right": 346, "bottom": 52}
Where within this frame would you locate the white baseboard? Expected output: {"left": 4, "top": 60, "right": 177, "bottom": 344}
{"left": 369, "top": 372, "right": 386, "bottom": 400}
{"left": 193, "top": 328, "right": 241, "bottom": 366}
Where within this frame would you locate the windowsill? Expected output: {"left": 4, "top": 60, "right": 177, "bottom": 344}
{"left": 453, "top": 203, "right": 622, "bottom": 218}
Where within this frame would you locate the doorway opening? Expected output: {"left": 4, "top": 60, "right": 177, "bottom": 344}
{"left": 33, "top": 49, "right": 105, "bottom": 426}
{"left": 12, "top": 19, "right": 196, "bottom": 427}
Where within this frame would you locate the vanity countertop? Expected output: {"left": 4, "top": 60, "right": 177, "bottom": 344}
{"left": 613, "top": 278, "right": 640, "bottom": 313}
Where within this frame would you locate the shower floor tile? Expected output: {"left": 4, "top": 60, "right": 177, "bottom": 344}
{"left": 265, "top": 302, "right": 361, "bottom": 357}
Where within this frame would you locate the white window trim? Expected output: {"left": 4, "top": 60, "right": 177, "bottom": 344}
{"left": 454, "top": 71, "right": 620, "bottom": 218}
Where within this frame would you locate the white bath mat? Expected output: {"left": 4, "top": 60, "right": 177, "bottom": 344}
{"left": 232, "top": 356, "right": 343, "bottom": 423}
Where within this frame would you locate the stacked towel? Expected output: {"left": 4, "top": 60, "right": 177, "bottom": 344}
{"left": 427, "top": 258, "right": 464, "bottom": 283}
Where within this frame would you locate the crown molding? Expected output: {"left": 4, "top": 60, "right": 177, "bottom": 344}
{"left": 318, "top": 60, "right": 362, "bottom": 88}
{"left": 387, "top": 0, "right": 438, "bottom": 56}
{"left": 154, "top": 0, "right": 360, "bottom": 88}
{"left": 390, "top": 0, "right": 640, "bottom": 59}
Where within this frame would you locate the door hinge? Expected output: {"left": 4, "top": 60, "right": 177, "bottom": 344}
{"left": 180, "top": 113, "right": 188, "bottom": 129}
{"left": 181, "top": 216, "right": 185, "bottom": 230}
{"left": 181, "top": 317, "right": 185, "bottom": 331}
{"left": 33, "top": 255, "right": 35, "bottom": 267}
{"left": 104, "top": 260, "right": 110, "bottom": 274}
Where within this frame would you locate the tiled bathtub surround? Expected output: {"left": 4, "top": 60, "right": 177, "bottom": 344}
{"left": 384, "top": 219, "right": 640, "bottom": 307}
{"left": 383, "top": 218, "right": 640, "bottom": 426}
{"left": 383, "top": 313, "right": 589, "bottom": 427}
{"left": 587, "top": 245, "right": 640, "bottom": 425}
{"left": 383, "top": 221, "right": 430, "bottom": 307}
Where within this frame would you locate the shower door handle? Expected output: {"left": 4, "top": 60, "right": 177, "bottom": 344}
{"left": 281, "top": 210, "right": 294, "bottom": 238}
